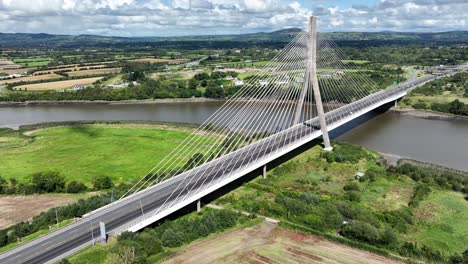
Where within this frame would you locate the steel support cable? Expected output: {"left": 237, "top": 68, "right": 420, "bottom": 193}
{"left": 159, "top": 38, "right": 310, "bottom": 210}
{"left": 325, "top": 39, "right": 385, "bottom": 106}
{"left": 317, "top": 40, "right": 375, "bottom": 122}
{"left": 150, "top": 35, "right": 310, "bottom": 211}
{"left": 316, "top": 40, "right": 369, "bottom": 124}
{"left": 121, "top": 33, "right": 307, "bottom": 198}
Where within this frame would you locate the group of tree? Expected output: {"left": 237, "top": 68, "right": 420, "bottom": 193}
{"left": 0, "top": 172, "right": 113, "bottom": 195}
{"left": 389, "top": 163, "right": 468, "bottom": 193}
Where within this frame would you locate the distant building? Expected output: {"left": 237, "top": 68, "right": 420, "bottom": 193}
{"left": 225, "top": 76, "right": 234, "bottom": 80}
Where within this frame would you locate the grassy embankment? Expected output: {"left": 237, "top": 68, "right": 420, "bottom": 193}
{"left": 0, "top": 123, "right": 208, "bottom": 186}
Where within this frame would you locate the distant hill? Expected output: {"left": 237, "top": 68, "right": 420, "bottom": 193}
{"left": 0, "top": 29, "right": 466, "bottom": 49}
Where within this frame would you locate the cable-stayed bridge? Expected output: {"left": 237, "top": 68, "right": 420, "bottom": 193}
{"left": 0, "top": 17, "right": 465, "bottom": 264}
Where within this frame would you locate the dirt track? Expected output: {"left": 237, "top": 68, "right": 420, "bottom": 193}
{"left": 164, "top": 222, "right": 403, "bottom": 264}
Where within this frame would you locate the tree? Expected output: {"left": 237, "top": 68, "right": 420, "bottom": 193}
{"left": 381, "top": 227, "right": 398, "bottom": 247}
{"left": 341, "top": 220, "right": 381, "bottom": 244}
{"left": 32, "top": 171, "right": 66, "bottom": 193}
{"left": 66, "top": 181, "right": 88, "bottom": 193}
{"left": 0, "top": 230, "right": 8, "bottom": 247}
{"left": 188, "top": 78, "right": 199, "bottom": 90}
{"left": 343, "top": 182, "right": 360, "bottom": 191}
{"left": 93, "top": 176, "right": 113, "bottom": 190}
{"left": 161, "top": 228, "right": 183, "bottom": 247}
{"left": 205, "top": 85, "right": 224, "bottom": 98}
{"left": 449, "top": 99, "right": 465, "bottom": 115}
{"left": 344, "top": 191, "right": 361, "bottom": 202}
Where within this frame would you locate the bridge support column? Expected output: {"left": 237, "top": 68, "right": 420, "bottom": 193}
{"left": 309, "top": 16, "right": 332, "bottom": 151}
{"left": 197, "top": 199, "right": 201, "bottom": 213}
{"left": 262, "top": 165, "right": 267, "bottom": 179}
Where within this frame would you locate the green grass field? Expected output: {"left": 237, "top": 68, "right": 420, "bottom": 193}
{"left": 0, "top": 124, "right": 209, "bottom": 185}
{"left": 403, "top": 189, "right": 468, "bottom": 255}
{"left": 342, "top": 60, "right": 370, "bottom": 64}
{"left": 114, "top": 54, "right": 135, "bottom": 60}
{"left": 13, "top": 58, "right": 52, "bottom": 67}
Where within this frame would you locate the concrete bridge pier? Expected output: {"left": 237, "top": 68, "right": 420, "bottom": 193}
{"left": 262, "top": 165, "right": 267, "bottom": 179}
{"left": 197, "top": 199, "right": 201, "bottom": 213}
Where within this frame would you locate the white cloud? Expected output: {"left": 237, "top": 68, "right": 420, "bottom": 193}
{"left": 0, "top": 0, "right": 465, "bottom": 36}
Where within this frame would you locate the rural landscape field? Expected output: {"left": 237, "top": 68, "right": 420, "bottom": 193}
{"left": 0, "top": 0, "right": 467, "bottom": 264}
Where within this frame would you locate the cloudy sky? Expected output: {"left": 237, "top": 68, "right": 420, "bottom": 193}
{"left": 0, "top": 0, "right": 466, "bottom": 36}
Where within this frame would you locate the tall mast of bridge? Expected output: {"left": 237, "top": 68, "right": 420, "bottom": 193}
{"left": 293, "top": 16, "right": 332, "bottom": 150}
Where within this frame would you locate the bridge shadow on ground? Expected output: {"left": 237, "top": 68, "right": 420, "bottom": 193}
{"left": 144, "top": 101, "right": 396, "bottom": 228}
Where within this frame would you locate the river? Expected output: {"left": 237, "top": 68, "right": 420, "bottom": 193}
{"left": 1, "top": 102, "right": 467, "bottom": 171}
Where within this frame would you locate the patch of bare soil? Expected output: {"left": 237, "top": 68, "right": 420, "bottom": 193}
{"left": 0, "top": 194, "right": 86, "bottom": 229}
{"left": 164, "top": 222, "right": 404, "bottom": 264}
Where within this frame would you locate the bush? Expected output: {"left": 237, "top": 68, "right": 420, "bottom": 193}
{"left": 343, "top": 182, "right": 360, "bottom": 191}
{"left": 341, "top": 220, "right": 381, "bottom": 244}
{"left": 32, "top": 171, "right": 66, "bottom": 193}
{"left": 66, "top": 181, "right": 88, "bottom": 193}
{"left": 93, "top": 176, "right": 113, "bottom": 190}
{"left": 345, "top": 191, "right": 361, "bottom": 202}
{"left": 412, "top": 102, "right": 428, "bottom": 109}
{"left": 409, "top": 184, "right": 431, "bottom": 207}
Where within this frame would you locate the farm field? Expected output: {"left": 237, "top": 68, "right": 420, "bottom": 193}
{"left": 0, "top": 67, "right": 36, "bottom": 75}
{"left": 13, "top": 77, "right": 103, "bottom": 90}
{"left": 164, "top": 222, "right": 403, "bottom": 264}
{"left": 0, "top": 123, "right": 208, "bottom": 185}
{"left": 67, "top": 67, "right": 121, "bottom": 77}
{"left": 128, "top": 58, "right": 189, "bottom": 64}
{"left": 32, "top": 65, "right": 107, "bottom": 75}
{"left": 0, "top": 60, "right": 21, "bottom": 69}
{"left": 0, "top": 193, "right": 93, "bottom": 229}
{"left": 13, "top": 58, "right": 52, "bottom": 67}
{"left": 0, "top": 73, "right": 63, "bottom": 85}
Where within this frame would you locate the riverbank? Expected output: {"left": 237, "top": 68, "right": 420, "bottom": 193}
{"left": 0, "top": 97, "right": 225, "bottom": 107}
{"left": 389, "top": 107, "right": 468, "bottom": 124}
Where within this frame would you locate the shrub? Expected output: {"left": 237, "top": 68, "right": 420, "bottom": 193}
{"left": 412, "top": 102, "right": 428, "bottom": 109}
{"left": 32, "top": 171, "right": 66, "bottom": 193}
{"left": 343, "top": 182, "right": 360, "bottom": 191}
{"left": 341, "top": 220, "right": 381, "bottom": 244}
{"left": 409, "top": 184, "right": 431, "bottom": 207}
{"left": 66, "top": 181, "right": 88, "bottom": 193}
{"left": 345, "top": 191, "right": 361, "bottom": 202}
{"left": 93, "top": 176, "right": 113, "bottom": 190}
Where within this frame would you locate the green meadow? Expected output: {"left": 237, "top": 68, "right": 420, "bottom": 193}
{"left": 0, "top": 123, "right": 209, "bottom": 186}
